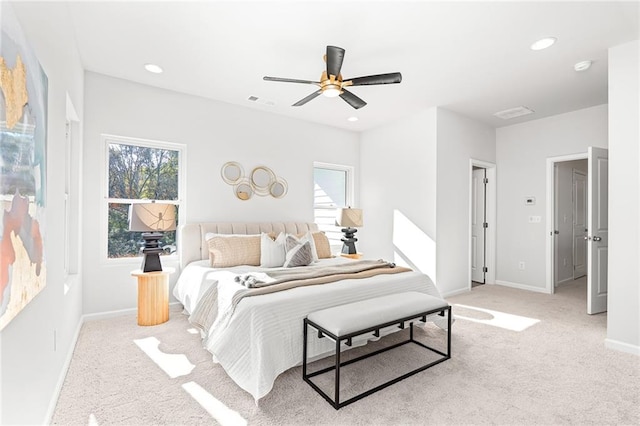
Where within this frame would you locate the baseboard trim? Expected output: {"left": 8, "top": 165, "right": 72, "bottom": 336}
{"left": 442, "top": 287, "right": 470, "bottom": 298}
{"left": 83, "top": 307, "right": 137, "bottom": 322}
{"left": 45, "top": 314, "right": 84, "bottom": 424}
{"left": 495, "top": 280, "right": 549, "bottom": 294}
{"left": 84, "top": 302, "right": 182, "bottom": 322}
{"left": 605, "top": 338, "right": 640, "bottom": 356}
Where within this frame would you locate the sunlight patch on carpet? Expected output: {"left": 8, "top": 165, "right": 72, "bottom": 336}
{"left": 88, "top": 413, "right": 99, "bottom": 425}
{"left": 453, "top": 304, "right": 540, "bottom": 331}
{"left": 134, "top": 336, "right": 195, "bottom": 378}
{"left": 182, "top": 381, "right": 247, "bottom": 426}
{"left": 187, "top": 328, "right": 199, "bottom": 334}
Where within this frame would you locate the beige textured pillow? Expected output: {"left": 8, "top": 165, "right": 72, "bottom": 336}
{"left": 311, "top": 231, "right": 332, "bottom": 259}
{"left": 208, "top": 235, "right": 261, "bottom": 267}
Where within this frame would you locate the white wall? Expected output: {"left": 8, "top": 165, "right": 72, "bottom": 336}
{"left": 360, "top": 107, "right": 495, "bottom": 297}
{"left": 436, "top": 108, "right": 495, "bottom": 296}
{"left": 606, "top": 40, "right": 639, "bottom": 354}
{"left": 82, "top": 72, "right": 359, "bottom": 315}
{"left": 360, "top": 108, "right": 438, "bottom": 280}
{"left": 0, "top": 2, "right": 85, "bottom": 424}
{"left": 495, "top": 105, "right": 608, "bottom": 291}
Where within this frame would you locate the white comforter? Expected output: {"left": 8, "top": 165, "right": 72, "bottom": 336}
{"left": 173, "top": 257, "right": 443, "bottom": 401}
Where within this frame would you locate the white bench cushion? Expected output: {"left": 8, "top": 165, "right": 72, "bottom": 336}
{"left": 307, "top": 291, "right": 448, "bottom": 337}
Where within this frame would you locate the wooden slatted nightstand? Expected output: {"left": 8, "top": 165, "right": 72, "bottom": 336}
{"left": 131, "top": 268, "right": 175, "bottom": 326}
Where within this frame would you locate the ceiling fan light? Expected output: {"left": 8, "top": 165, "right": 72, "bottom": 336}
{"left": 323, "top": 86, "right": 341, "bottom": 98}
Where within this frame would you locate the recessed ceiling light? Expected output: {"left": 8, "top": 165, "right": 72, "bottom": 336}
{"left": 144, "top": 63, "right": 163, "bottom": 74}
{"left": 574, "top": 60, "right": 593, "bottom": 72}
{"left": 530, "top": 37, "right": 557, "bottom": 51}
{"left": 347, "top": 116, "right": 358, "bottom": 122}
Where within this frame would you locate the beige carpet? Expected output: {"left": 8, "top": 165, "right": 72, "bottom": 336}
{"left": 52, "top": 280, "right": 640, "bottom": 425}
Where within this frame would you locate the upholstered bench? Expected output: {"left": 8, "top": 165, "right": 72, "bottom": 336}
{"left": 303, "top": 291, "right": 451, "bottom": 409}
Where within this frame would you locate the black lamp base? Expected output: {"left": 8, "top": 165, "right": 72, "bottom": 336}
{"left": 340, "top": 227, "right": 358, "bottom": 255}
{"left": 141, "top": 232, "right": 164, "bottom": 272}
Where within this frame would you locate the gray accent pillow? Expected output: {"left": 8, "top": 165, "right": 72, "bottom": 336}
{"left": 283, "top": 235, "right": 313, "bottom": 268}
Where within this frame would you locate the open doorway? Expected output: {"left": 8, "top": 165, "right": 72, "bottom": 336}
{"left": 553, "top": 159, "right": 588, "bottom": 288}
{"left": 469, "top": 159, "right": 496, "bottom": 290}
{"left": 546, "top": 148, "right": 609, "bottom": 314}
{"left": 471, "top": 166, "right": 487, "bottom": 287}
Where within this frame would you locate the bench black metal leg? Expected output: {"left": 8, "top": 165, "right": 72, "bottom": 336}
{"left": 335, "top": 339, "right": 341, "bottom": 408}
{"left": 303, "top": 319, "right": 308, "bottom": 378}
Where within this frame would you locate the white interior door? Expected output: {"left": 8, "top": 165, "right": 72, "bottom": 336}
{"left": 587, "top": 147, "right": 608, "bottom": 314}
{"left": 471, "top": 168, "right": 486, "bottom": 283}
{"left": 573, "top": 169, "right": 587, "bottom": 279}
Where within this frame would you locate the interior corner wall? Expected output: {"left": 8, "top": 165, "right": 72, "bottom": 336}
{"left": 359, "top": 109, "right": 437, "bottom": 281}
{"left": 606, "top": 40, "right": 639, "bottom": 354}
{"left": 0, "top": 3, "right": 85, "bottom": 425}
{"left": 495, "top": 105, "right": 608, "bottom": 291}
{"left": 435, "top": 108, "right": 495, "bottom": 296}
{"left": 82, "top": 72, "right": 359, "bottom": 315}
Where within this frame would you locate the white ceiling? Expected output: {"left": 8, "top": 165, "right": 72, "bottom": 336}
{"left": 63, "top": 1, "right": 639, "bottom": 132}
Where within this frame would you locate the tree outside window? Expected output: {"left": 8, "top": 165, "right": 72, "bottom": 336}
{"left": 106, "top": 140, "right": 181, "bottom": 258}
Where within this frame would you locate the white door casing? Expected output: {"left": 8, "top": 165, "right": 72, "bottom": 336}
{"left": 587, "top": 147, "right": 608, "bottom": 314}
{"left": 471, "top": 168, "right": 486, "bottom": 283}
{"left": 573, "top": 169, "right": 587, "bottom": 279}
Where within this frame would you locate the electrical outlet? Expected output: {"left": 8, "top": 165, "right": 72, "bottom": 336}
{"left": 518, "top": 261, "right": 525, "bottom": 270}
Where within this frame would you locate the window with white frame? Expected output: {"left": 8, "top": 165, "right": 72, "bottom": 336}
{"left": 64, "top": 94, "right": 81, "bottom": 295}
{"left": 104, "top": 135, "right": 184, "bottom": 260}
{"left": 313, "top": 162, "right": 354, "bottom": 248}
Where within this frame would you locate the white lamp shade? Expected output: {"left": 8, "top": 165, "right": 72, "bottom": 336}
{"left": 128, "top": 203, "right": 177, "bottom": 232}
{"left": 336, "top": 208, "right": 363, "bottom": 228}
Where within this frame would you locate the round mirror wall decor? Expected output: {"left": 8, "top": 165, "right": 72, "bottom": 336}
{"left": 234, "top": 178, "right": 254, "bottom": 201}
{"left": 250, "top": 166, "right": 276, "bottom": 196}
{"left": 220, "top": 161, "right": 287, "bottom": 200}
{"left": 270, "top": 178, "right": 288, "bottom": 199}
{"left": 221, "top": 161, "right": 244, "bottom": 185}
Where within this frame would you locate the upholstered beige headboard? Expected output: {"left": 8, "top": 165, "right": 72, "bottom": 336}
{"left": 178, "top": 222, "right": 319, "bottom": 270}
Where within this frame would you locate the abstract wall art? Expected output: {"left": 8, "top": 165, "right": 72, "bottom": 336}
{"left": 0, "top": 6, "right": 48, "bottom": 331}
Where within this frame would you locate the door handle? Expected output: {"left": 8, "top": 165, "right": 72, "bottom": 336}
{"left": 554, "top": 230, "right": 559, "bottom": 235}
{"left": 584, "top": 236, "right": 591, "bottom": 240}
{"left": 592, "top": 236, "right": 602, "bottom": 242}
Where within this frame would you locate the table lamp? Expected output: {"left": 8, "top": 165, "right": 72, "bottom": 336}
{"left": 335, "top": 207, "right": 363, "bottom": 255}
{"left": 128, "top": 202, "right": 177, "bottom": 272}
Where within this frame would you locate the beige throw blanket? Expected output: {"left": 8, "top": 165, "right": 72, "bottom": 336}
{"left": 190, "top": 260, "right": 411, "bottom": 335}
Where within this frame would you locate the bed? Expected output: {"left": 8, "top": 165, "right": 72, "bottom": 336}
{"left": 173, "top": 221, "right": 445, "bottom": 402}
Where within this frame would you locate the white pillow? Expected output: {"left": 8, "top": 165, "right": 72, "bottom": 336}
{"left": 260, "top": 232, "right": 286, "bottom": 267}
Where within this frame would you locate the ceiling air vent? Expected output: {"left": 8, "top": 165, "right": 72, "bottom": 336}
{"left": 493, "top": 106, "right": 535, "bottom": 120}
{"left": 247, "top": 96, "right": 276, "bottom": 107}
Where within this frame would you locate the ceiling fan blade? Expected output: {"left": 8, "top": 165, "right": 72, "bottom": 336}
{"left": 263, "top": 76, "right": 319, "bottom": 85}
{"left": 346, "top": 72, "right": 402, "bottom": 86}
{"left": 326, "top": 45, "right": 345, "bottom": 78}
{"left": 292, "top": 90, "right": 322, "bottom": 106}
{"left": 339, "top": 89, "right": 367, "bottom": 109}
